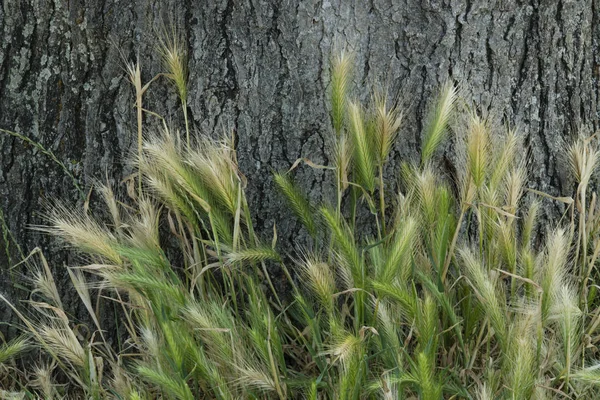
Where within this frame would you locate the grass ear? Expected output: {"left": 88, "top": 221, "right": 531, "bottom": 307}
{"left": 349, "top": 101, "right": 376, "bottom": 192}
{"left": 157, "top": 23, "right": 190, "bottom": 146}
{"left": 421, "top": 81, "right": 457, "bottom": 164}
{"left": 331, "top": 51, "right": 353, "bottom": 136}
{"left": 373, "top": 90, "right": 403, "bottom": 165}
{"left": 466, "top": 115, "right": 490, "bottom": 188}
{"left": 273, "top": 172, "right": 317, "bottom": 237}
{"left": 0, "top": 336, "right": 29, "bottom": 364}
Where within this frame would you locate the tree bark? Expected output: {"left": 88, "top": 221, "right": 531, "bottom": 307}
{"left": 0, "top": 0, "right": 597, "bottom": 338}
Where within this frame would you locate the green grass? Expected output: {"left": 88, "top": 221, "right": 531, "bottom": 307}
{"left": 1, "top": 36, "right": 600, "bottom": 399}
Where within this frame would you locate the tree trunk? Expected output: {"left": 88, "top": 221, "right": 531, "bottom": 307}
{"left": 0, "top": 0, "right": 597, "bottom": 338}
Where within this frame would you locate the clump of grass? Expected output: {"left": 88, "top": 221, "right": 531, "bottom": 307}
{"left": 4, "top": 47, "right": 600, "bottom": 400}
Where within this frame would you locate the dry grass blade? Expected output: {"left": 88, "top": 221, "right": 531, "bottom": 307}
{"left": 66, "top": 268, "right": 105, "bottom": 346}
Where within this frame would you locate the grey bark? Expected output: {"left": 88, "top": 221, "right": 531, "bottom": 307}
{"left": 0, "top": 0, "right": 597, "bottom": 338}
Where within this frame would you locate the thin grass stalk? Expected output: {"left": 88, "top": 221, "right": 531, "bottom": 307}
{"left": 242, "top": 194, "right": 282, "bottom": 308}
{"left": 379, "top": 165, "right": 386, "bottom": 236}
{"left": 441, "top": 205, "right": 467, "bottom": 285}
{"left": 183, "top": 101, "right": 190, "bottom": 148}
{"left": 126, "top": 60, "right": 160, "bottom": 200}
{"left": 0, "top": 128, "right": 84, "bottom": 199}
{"left": 266, "top": 314, "right": 286, "bottom": 400}
{"left": 580, "top": 185, "right": 588, "bottom": 285}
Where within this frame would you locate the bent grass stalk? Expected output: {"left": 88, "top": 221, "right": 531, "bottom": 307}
{"left": 0, "top": 128, "right": 84, "bottom": 199}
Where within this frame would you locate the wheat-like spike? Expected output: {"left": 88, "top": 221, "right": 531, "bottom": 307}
{"left": 505, "top": 318, "right": 536, "bottom": 399}
{"left": 125, "top": 199, "right": 161, "bottom": 254}
{"left": 273, "top": 172, "right": 316, "bottom": 236}
{"left": 476, "top": 384, "right": 493, "bottom": 400}
{"left": 522, "top": 200, "right": 540, "bottom": 251}
{"left": 224, "top": 246, "right": 281, "bottom": 266}
{"left": 183, "top": 301, "right": 237, "bottom": 363}
{"left": 331, "top": 51, "right": 353, "bottom": 136}
{"left": 374, "top": 300, "right": 402, "bottom": 354}
{"left": 349, "top": 101, "right": 376, "bottom": 192}
{"left": 415, "top": 295, "right": 438, "bottom": 356}
{"left": 326, "top": 332, "right": 362, "bottom": 370}
{"left": 37, "top": 204, "right": 121, "bottom": 265}
{"left": 97, "top": 183, "right": 122, "bottom": 233}
{"left": 552, "top": 284, "right": 581, "bottom": 383}
{"left": 145, "top": 173, "right": 196, "bottom": 222}
{"left": 539, "top": 229, "right": 569, "bottom": 322}
{"left": 497, "top": 218, "right": 517, "bottom": 272}
{"left": 489, "top": 129, "right": 520, "bottom": 190}
{"left": 370, "top": 281, "right": 417, "bottom": 321}
{"left": 321, "top": 206, "right": 363, "bottom": 286}
{"left": 233, "top": 364, "right": 279, "bottom": 394}
{"left": 125, "top": 58, "right": 149, "bottom": 199}
{"left": 572, "top": 363, "right": 600, "bottom": 386}
{"left": 30, "top": 258, "right": 63, "bottom": 310}
{"left": 186, "top": 137, "right": 239, "bottom": 215}
{"left": 568, "top": 134, "right": 600, "bottom": 188}
{"left": 142, "top": 129, "right": 213, "bottom": 212}
{"left": 466, "top": 115, "right": 490, "bottom": 188}
{"left": 334, "top": 132, "right": 354, "bottom": 192}
{"left": 460, "top": 248, "right": 507, "bottom": 344}
{"left": 415, "top": 351, "right": 442, "bottom": 400}
{"left": 30, "top": 362, "right": 55, "bottom": 399}
{"left": 39, "top": 326, "right": 86, "bottom": 368}
{"left": 503, "top": 165, "right": 527, "bottom": 215}
{"left": 160, "top": 319, "right": 188, "bottom": 375}
{"left": 157, "top": 24, "right": 188, "bottom": 104}
{"left": 414, "top": 166, "right": 439, "bottom": 227}
{"left": 137, "top": 365, "right": 194, "bottom": 400}
{"left": 299, "top": 254, "right": 336, "bottom": 311}
{"left": 0, "top": 336, "right": 29, "bottom": 364}
{"left": 380, "top": 217, "right": 417, "bottom": 283}
{"left": 421, "top": 80, "right": 457, "bottom": 164}
{"left": 373, "top": 90, "right": 403, "bottom": 165}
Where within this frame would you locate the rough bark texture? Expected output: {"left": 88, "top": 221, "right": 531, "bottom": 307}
{"left": 0, "top": 0, "right": 598, "bottom": 338}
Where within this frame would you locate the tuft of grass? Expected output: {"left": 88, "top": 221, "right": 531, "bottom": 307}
{"left": 5, "top": 49, "right": 600, "bottom": 400}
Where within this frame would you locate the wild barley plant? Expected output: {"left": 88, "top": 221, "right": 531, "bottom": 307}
{"left": 3, "top": 43, "right": 600, "bottom": 399}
